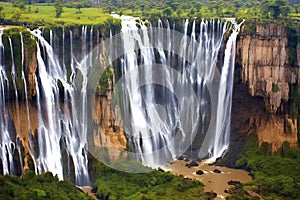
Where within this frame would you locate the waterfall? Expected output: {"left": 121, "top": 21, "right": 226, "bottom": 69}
{"left": 0, "top": 17, "right": 241, "bottom": 182}
{"left": 0, "top": 30, "right": 16, "bottom": 175}
{"left": 0, "top": 26, "right": 94, "bottom": 185}
{"left": 111, "top": 16, "right": 241, "bottom": 167}
{"left": 30, "top": 29, "right": 90, "bottom": 186}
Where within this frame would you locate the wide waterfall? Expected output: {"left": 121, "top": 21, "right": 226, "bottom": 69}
{"left": 0, "top": 17, "right": 241, "bottom": 184}
{"left": 107, "top": 16, "right": 241, "bottom": 168}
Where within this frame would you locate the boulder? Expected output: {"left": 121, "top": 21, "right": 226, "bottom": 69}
{"left": 177, "top": 155, "right": 184, "bottom": 160}
{"left": 196, "top": 170, "right": 204, "bottom": 175}
{"left": 213, "top": 168, "right": 221, "bottom": 173}
{"left": 189, "top": 161, "right": 199, "bottom": 167}
{"left": 185, "top": 160, "right": 199, "bottom": 168}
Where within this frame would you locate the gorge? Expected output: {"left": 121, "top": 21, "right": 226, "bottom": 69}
{"left": 0, "top": 17, "right": 300, "bottom": 191}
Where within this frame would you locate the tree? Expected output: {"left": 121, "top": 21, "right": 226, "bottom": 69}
{"left": 11, "top": 12, "right": 21, "bottom": 22}
{"left": 126, "top": 2, "right": 136, "bottom": 14}
{"left": 210, "top": 0, "right": 224, "bottom": 15}
{"left": 262, "top": 0, "right": 289, "bottom": 19}
{"left": 19, "top": 2, "right": 26, "bottom": 11}
{"left": 295, "top": 4, "right": 300, "bottom": 14}
{"left": 0, "top": 6, "right": 3, "bottom": 18}
{"left": 280, "top": 5, "right": 293, "bottom": 17}
{"left": 54, "top": 0, "right": 63, "bottom": 18}
{"left": 162, "top": 7, "right": 172, "bottom": 17}
{"left": 12, "top": 0, "right": 21, "bottom": 7}
{"left": 76, "top": 3, "right": 82, "bottom": 13}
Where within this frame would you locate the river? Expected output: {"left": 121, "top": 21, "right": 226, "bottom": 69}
{"left": 165, "top": 160, "right": 252, "bottom": 199}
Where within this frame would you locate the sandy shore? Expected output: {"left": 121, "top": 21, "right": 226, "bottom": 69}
{"left": 79, "top": 186, "right": 98, "bottom": 200}
{"left": 165, "top": 160, "right": 252, "bottom": 199}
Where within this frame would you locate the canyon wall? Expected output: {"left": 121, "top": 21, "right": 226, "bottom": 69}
{"left": 235, "top": 21, "right": 300, "bottom": 151}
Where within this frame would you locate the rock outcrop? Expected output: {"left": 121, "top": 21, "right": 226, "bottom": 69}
{"left": 237, "top": 23, "right": 297, "bottom": 113}
{"left": 91, "top": 47, "right": 127, "bottom": 160}
{"left": 92, "top": 79, "right": 127, "bottom": 151}
{"left": 235, "top": 22, "right": 300, "bottom": 151}
{"left": 24, "top": 47, "right": 38, "bottom": 97}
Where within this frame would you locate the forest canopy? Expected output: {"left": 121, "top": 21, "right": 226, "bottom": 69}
{"left": 0, "top": 0, "right": 299, "bottom": 26}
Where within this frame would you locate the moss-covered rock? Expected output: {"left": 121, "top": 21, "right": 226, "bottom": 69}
{"left": 2, "top": 27, "right": 36, "bottom": 98}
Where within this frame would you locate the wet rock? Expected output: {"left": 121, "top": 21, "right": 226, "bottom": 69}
{"left": 228, "top": 180, "right": 242, "bottom": 187}
{"left": 158, "top": 168, "right": 164, "bottom": 172}
{"left": 177, "top": 155, "right": 184, "bottom": 160}
{"left": 185, "top": 163, "right": 191, "bottom": 168}
{"left": 213, "top": 169, "right": 221, "bottom": 173}
{"left": 185, "top": 160, "right": 198, "bottom": 168}
{"left": 91, "top": 187, "right": 97, "bottom": 193}
{"left": 196, "top": 170, "right": 204, "bottom": 175}
{"left": 189, "top": 161, "right": 199, "bottom": 167}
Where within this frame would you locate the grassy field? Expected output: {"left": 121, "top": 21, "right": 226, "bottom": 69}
{"left": 0, "top": 2, "right": 118, "bottom": 26}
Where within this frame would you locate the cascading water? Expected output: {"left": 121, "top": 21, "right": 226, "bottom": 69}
{"left": 0, "top": 27, "right": 98, "bottom": 185}
{"left": 0, "top": 17, "right": 241, "bottom": 183}
{"left": 30, "top": 28, "right": 90, "bottom": 185}
{"left": 0, "top": 30, "right": 16, "bottom": 175}
{"left": 112, "top": 16, "right": 241, "bottom": 168}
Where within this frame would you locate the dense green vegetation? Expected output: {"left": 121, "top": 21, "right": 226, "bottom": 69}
{"left": 88, "top": 156, "right": 215, "bottom": 200}
{"left": 0, "top": 0, "right": 299, "bottom": 28}
{"left": 0, "top": 171, "right": 91, "bottom": 200}
{"left": 98, "top": 0, "right": 300, "bottom": 20}
{"left": 226, "top": 136, "right": 300, "bottom": 200}
{"left": 0, "top": 2, "right": 119, "bottom": 26}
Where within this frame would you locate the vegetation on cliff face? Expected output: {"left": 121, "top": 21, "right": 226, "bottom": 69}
{"left": 1, "top": 27, "right": 36, "bottom": 95}
{"left": 289, "top": 83, "right": 300, "bottom": 144}
{"left": 98, "top": 66, "right": 113, "bottom": 94}
{"left": 0, "top": 171, "right": 92, "bottom": 200}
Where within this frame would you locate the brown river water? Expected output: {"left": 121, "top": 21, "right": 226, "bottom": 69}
{"left": 165, "top": 160, "right": 252, "bottom": 199}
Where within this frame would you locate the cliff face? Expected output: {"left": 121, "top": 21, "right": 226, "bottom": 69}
{"left": 92, "top": 73, "right": 127, "bottom": 159}
{"left": 235, "top": 22, "right": 300, "bottom": 151}
{"left": 24, "top": 47, "right": 37, "bottom": 97}
{"left": 0, "top": 27, "right": 127, "bottom": 176}
{"left": 91, "top": 43, "right": 127, "bottom": 161}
